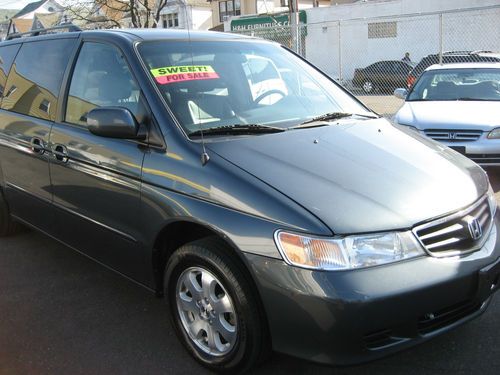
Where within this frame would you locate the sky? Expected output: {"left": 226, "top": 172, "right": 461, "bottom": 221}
{"left": 0, "top": 1, "right": 35, "bottom": 10}
{"left": 0, "top": 1, "right": 80, "bottom": 10}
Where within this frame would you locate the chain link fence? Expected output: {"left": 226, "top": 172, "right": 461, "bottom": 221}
{"left": 231, "top": 24, "right": 308, "bottom": 57}
{"left": 230, "top": 6, "right": 500, "bottom": 118}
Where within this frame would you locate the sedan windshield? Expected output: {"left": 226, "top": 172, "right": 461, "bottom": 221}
{"left": 407, "top": 68, "right": 500, "bottom": 101}
{"left": 138, "top": 40, "right": 372, "bottom": 136}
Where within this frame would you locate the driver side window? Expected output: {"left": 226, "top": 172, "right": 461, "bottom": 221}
{"left": 65, "top": 42, "right": 141, "bottom": 126}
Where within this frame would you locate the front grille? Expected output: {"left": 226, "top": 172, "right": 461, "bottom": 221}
{"left": 413, "top": 196, "right": 492, "bottom": 257}
{"left": 418, "top": 300, "right": 482, "bottom": 335}
{"left": 363, "top": 329, "right": 394, "bottom": 349}
{"left": 363, "top": 329, "right": 406, "bottom": 350}
{"left": 424, "top": 129, "right": 482, "bottom": 142}
{"left": 468, "top": 154, "right": 500, "bottom": 165}
{"left": 364, "top": 300, "right": 484, "bottom": 349}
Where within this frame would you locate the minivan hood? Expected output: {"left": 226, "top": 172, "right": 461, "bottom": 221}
{"left": 207, "top": 119, "right": 488, "bottom": 234}
{"left": 395, "top": 101, "right": 500, "bottom": 131}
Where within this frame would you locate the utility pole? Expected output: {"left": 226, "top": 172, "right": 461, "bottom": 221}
{"left": 288, "top": 0, "right": 300, "bottom": 53}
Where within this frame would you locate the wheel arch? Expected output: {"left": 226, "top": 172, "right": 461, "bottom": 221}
{"left": 152, "top": 219, "right": 259, "bottom": 298}
{"left": 151, "top": 218, "right": 272, "bottom": 348}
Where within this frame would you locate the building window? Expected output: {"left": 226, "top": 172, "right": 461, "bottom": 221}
{"left": 280, "top": 0, "right": 289, "bottom": 6}
{"left": 162, "top": 13, "right": 179, "bottom": 28}
{"left": 219, "top": 0, "right": 241, "bottom": 22}
{"left": 368, "top": 21, "right": 397, "bottom": 39}
{"left": 39, "top": 99, "right": 50, "bottom": 114}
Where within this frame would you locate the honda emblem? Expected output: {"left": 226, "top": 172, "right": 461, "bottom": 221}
{"left": 466, "top": 216, "right": 482, "bottom": 240}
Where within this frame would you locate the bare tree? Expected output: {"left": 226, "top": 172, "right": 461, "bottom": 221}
{"left": 63, "top": 0, "right": 169, "bottom": 29}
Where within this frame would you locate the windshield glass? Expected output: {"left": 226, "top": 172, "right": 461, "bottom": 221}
{"left": 407, "top": 68, "right": 500, "bottom": 101}
{"left": 138, "top": 40, "right": 372, "bottom": 135}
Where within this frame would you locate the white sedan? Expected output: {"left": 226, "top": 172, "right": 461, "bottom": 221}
{"left": 394, "top": 63, "right": 500, "bottom": 166}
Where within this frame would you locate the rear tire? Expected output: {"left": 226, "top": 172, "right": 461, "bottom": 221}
{"left": 0, "top": 190, "right": 20, "bottom": 237}
{"left": 164, "top": 236, "right": 269, "bottom": 374}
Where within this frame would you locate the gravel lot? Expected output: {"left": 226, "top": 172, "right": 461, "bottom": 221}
{"left": 1, "top": 172, "right": 500, "bottom": 375}
{"left": 356, "top": 94, "right": 405, "bottom": 117}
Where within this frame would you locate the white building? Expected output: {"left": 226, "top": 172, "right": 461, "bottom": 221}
{"left": 159, "top": 0, "right": 213, "bottom": 30}
{"left": 212, "top": 0, "right": 330, "bottom": 30}
{"left": 305, "top": 0, "right": 500, "bottom": 81}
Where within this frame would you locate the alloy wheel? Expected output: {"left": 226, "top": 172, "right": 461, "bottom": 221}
{"left": 175, "top": 267, "right": 238, "bottom": 356}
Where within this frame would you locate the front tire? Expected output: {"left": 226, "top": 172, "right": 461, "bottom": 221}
{"left": 164, "top": 237, "right": 269, "bottom": 373}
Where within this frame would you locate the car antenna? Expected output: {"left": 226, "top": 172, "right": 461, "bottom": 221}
{"left": 184, "top": 8, "right": 210, "bottom": 166}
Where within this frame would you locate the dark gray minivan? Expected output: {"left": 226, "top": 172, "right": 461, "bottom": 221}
{"left": 0, "top": 28, "right": 499, "bottom": 373}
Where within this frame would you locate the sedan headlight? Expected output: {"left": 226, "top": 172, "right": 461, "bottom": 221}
{"left": 275, "top": 230, "right": 425, "bottom": 271}
{"left": 487, "top": 128, "right": 500, "bottom": 139}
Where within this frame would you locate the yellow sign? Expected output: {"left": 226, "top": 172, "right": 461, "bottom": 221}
{"left": 150, "top": 65, "right": 219, "bottom": 85}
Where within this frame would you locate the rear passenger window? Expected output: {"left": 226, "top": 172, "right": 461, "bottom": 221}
{"left": 65, "top": 42, "right": 142, "bottom": 126}
{"left": 1, "top": 39, "right": 75, "bottom": 121}
{"left": 0, "top": 44, "right": 21, "bottom": 100}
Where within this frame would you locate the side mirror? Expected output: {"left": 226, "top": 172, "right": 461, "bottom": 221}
{"left": 394, "top": 88, "right": 408, "bottom": 100}
{"left": 87, "top": 107, "right": 146, "bottom": 140}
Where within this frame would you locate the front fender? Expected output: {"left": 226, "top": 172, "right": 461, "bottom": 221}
{"left": 140, "top": 183, "right": 289, "bottom": 260}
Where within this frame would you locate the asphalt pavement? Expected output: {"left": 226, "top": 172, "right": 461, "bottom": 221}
{"left": 1, "top": 172, "right": 500, "bottom": 375}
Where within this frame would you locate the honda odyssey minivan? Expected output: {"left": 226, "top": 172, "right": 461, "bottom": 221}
{"left": 0, "top": 28, "right": 499, "bottom": 373}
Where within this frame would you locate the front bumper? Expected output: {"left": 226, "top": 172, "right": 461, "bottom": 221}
{"left": 245, "top": 214, "right": 500, "bottom": 365}
{"left": 420, "top": 131, "right": 500, "bottom": 166}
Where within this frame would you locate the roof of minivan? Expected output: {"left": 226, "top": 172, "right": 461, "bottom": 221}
{"left": 425, "top": 62, "right": 500, "bottom": 71}
{"left": 0, "top": 28, "right": 259, "bottom": 46}
{"left": 0, "top": 28, "right": 261, "bottom": 47}
{"left": 105, "top": 28, "right": 254, "bottom": 41}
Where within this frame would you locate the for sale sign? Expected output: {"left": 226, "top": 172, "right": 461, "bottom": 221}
{"left": 150, "top": 65, "right": 220, "bottom": 85}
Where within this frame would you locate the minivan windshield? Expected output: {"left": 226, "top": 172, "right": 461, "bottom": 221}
{"left": 407, "top": 68, "right": 500, "bottom": 101}
{"left": 138, "top": 40, "right": 373, "bottom": 136}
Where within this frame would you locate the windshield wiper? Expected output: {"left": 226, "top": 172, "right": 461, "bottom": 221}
{"left": 189, "top": 124, "right": 285, "bottom": 137}
{"left": 290, "top": 112, "right": 379, "bottom": 129}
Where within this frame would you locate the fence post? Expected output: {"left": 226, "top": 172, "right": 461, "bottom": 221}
{"left": 289, "top": 0, "right": 300, "bottom": 53}
{"left": 439, "top": 13, "right": 443, "bottom": 64}
{"left": 298, "top": 24, "right": 303, "bottom": 56}
{"left": 338, "top": 21, "right": 342, "bottom": 83}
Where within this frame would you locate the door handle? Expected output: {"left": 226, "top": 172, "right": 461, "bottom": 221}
{"left": 53, "top": 144, "right": 69, "bottom": 163}
{"left": 30, "top": 137, "right": 45, "bottom": 155}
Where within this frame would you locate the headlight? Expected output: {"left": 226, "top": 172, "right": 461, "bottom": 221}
{"left": 487, "top": 128, "right": 500, "bottom": 139}
{"left": 487, "top": 183, "right": 497, "bottom": 217}
{"left": 275, "top": 230, "right": 425, "bottom": 271}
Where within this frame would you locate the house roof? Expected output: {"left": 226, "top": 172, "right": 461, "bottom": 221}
{"left": 12, "top": 18, "right": 33, "bottom": 33}
{"left": 33, "top": 12, "right": 61, "bottom": 28}
{"left": 12, "top": 0, "right": 48, "bottom": 19}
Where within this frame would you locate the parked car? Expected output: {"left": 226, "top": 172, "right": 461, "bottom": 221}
{"left": 353, "top": 60, "right": 414, "bottom": 93}
{"left": 1, "top": 28, "right": 500, "bottom": 374}
{"left": 407, "top": 51, "right": 500, "bottom": 88}
{"left": 394, "top": 62, "right": 500, "bottom": 165}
